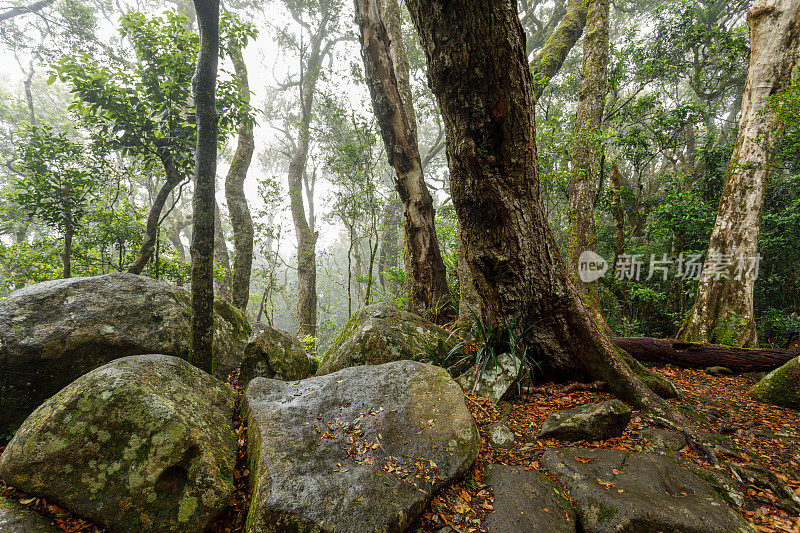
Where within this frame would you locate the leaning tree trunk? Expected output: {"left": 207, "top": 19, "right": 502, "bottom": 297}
{"left": 128, "top": 156, "right": 184, "bottom": 274}
{"left": 406, "top": 0, "right": 677, "bottom": 409}
{"left": 354, "top": 0, "right": 450, "bottom": 314}
{"left": 213, "top": 201, "right": 232, "bottom": 302}
{"left": 566, "top": 0, "right": 609, "bottom": 314}
{"left": 531, "top": 0, "right": 589, "bottom": 99}
{"left": 679, "top": 0, "right": 800, "bottom": 348}
{"left": 287, "top": 15, "right": 328, "bottom": 339}
{"left": 189, "top": 0, "right": 219, "bottom": 374}
{"left": 224, "top": 37, "right": 255, "bottom": 312}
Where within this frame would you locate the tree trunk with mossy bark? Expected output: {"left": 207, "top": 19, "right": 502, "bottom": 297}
{"left": 406, "top": 0, "right": 678, "bottom": 408}
{"left": 189, "top": 0, "right": 219, "bottom": 373}
{"left": 679, "top": 0, "right": 800, "bottom": 348}
{"left": 531, "top": 0, "right": 589, "bottom": 99}
{"left": 214, "top": 201, "right": 232, "bottom": 302}
{"left": 225, "top": 38, "right": 255, "bottom": 312}
{"left": 354, "top": 0, "right": 450, "bottom": 314}
{"left": 567, "top": 0, "right": 608, "bottom": 314}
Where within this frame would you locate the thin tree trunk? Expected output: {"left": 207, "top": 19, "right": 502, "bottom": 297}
{"left": 610, "top": 160, "right": 625, "bottom": 265}
{"left": 225, "top": 37, "right": 255, "bottom": 312}
{"left": 567, "top": 0, "right": 609, "bottom": 314}
{"left": 679, "top": 0, "right": 800, "bottom": 348}
{"left": 214, "top": 201, "right": 232, "bottom": 302}
{"left": 189, "top": 0, "right": 219, "bottom": 374}
{"left": 377, "top": 199, "right": 402, "bottom": 292}
{"left": 62, "top": 218, "right": 73, "bottom": 279}
{"left": 531, "top": 0, "right": 589, "bottom": 99}
{"left": 288, "top": 15, "right": 329, "bottom": 339}
{"left": 354, "top": 0, "right": 450, "bottom": 314}
{"left": 24, "top": 64, "right": 35, "bottom": 124}
{"left": 406, "top": 0, "right": 676, "bottom": 409}
{"left": 128, "top": 157, "right": 183, "bottom": 274}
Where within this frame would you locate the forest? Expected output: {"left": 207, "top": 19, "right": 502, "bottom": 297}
{"left": 0, "top": 0, "right": 799, "bottom": 531}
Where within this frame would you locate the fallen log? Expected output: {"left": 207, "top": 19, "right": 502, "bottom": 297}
{"left": 611, "top": 337, "right": 798, "bottom": 373}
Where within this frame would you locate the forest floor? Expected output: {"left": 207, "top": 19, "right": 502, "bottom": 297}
{"left": 1, "top": 366, "right": 798, "bottom": 532}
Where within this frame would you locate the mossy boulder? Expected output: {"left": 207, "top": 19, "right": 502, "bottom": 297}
{"left": 749, "top": 356, "right": 800, "bottom": 410}
{"left": 0, "top": 273, "right": 250, "bottom": 432}
{"left": 318, "top": 302, "right": 457, "bottom": 375}
{"left": 243, "top": 360, "right": 480, "bottom": 532}
{"left": 455, "top": 353, "right": 525, "bottom": 403}
{"left": 0, "top": 355, "right": 237, "bottom": 533}
{"left": 0, "top": 497, "right": 61, "bottom": 533}
{"left": 541, "top": 447, "right": 754, "bottom": 533}
{"left": 239, "top": 323, "right": 318, "bottom": 385}
{"left": 538, "top": 400, "right": 632, "bottom": 441}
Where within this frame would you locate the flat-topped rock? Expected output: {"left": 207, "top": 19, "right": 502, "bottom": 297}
{"left": 538, "top": 400, "right": 632, "bottom": 441}
{"left": 484, "top": 464, "right": 576, "bottom": 533}
{"left": 243, "top": 360, "right": 480, "bottom": 532}
{"left": 540, "top": 447, "right": 754, "bottom": 533}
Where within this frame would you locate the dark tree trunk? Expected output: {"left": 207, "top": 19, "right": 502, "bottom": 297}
{"left": 128, "top": 156, "right": 183, "bottom": 274}
{"left": 62, "top": 218, "right": 73, "bottom": 279}
{"left": 612, "top": 337, "right": 798, "bottom": 373}
{"left": 610, "top": 160, "right": 625, "bottom": 265}
{"left": 567, "top": 0, "right": 609, "bottom": 313}
{"left": 189, "top": 0, "right": 219, "bottom": 374}
{"left": 406, "top": 0, "right": 675, "bottom": 408}
{"left": 354, "top": 0, "right": 450, "bottom": 314}
{"left": 224, "top": 37, "right": 255, "bottom": 312}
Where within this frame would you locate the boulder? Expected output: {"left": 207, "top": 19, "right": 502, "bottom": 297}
{"left": 484, "top": 464, "right": 576, "bottom": 533}
{"left": 540, "top": 447, "right": 753, "bottom": 533}
{"left": 239, "top": 323, "right": 317, "bottom": 385}
{"left": 749, "top": 356, "right": 800, "bottom": 409}
{"left": 0, "top": 273, "right": 250, "bottom": 432}
{"left": 243, "top": 360, "right": 480, "bottom": 532}
{"left": 0, "top": 355, "right": 237, "bottom": 533}
{"left": 639, "top": 428, "right": 686, "bottom": 452}
{"left": 0, "top": 497, "right": 61, "bottom": 533}
{"left": 318, "top": 302, "right": 457, "bottom": 375}
{"left": 455, "top": 353, "right": 524, "bottom": 403}
{"left": 538, "top": 400, "right": 632, "bottom": 441}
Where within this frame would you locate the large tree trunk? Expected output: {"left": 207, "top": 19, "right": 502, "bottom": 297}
{"left": 224, "top": 37, "right": 255, "bottom": 312}
{"left": 531, "top": 0, "right": 589, "bottom": 99}
{"left": 679, "top": 0, "right": 800, "bottom": 348}
{"left": 354, "top": 0, "right": 450, "bottom": 314}
{"left": 457, "top": 221, "right": 482, "bottom": 330}
{"left": 189, "top": 0, "right": 219, "bottom": 374}
{"left": 612, "top": 337, "right": 798, "bottom": 373}
{"left": 286, "top": 15, "right": 329, "bottom": 339}
{"left": 406, "top": 0, "right": 675, "bottom": 409}
{"left": 567, "top": 0, "right": 609, "bottom": 313}
{"left": 128, "top": 156, "right": 184, "bottom": 275}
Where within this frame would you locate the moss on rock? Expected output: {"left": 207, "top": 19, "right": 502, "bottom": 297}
{"left": 749, "top": 356, "right": 800, "bottom": 409}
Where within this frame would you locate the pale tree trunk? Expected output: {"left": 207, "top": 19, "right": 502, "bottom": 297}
{"left": 224, "top": 38, "right": 255, "bottom": 312}
{"left": 354, "top": 0, "right": 450, "bottom": 314}
{"left": 189, "top": 0, "right": 219, "bottom": 374}
{"left": 679, "top": 0, "right": 800, "bottom": 348}
{"left": 567, "top": 0, "right": 609, "bottom": 314}
{"left": 214, "top": 201, "right": 232, "bottom": 302}
{"left": 288, "top": 15, "right": 329, "bottom": 338}
{"left": 531, "top": 0, "right": 589, "bottom": 99}
{"left": 406, "top": 0, "right": 678, "bottom": 409}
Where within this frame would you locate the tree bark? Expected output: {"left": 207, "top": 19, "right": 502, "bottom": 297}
{"left": 457, "top": 221, "right": 482, "bottom": 330}
{"left": 214, "top": 201, "right": 232, "bottom": 302}
{"left": 531, "top": 0, "right": 589, "bottom": 99}
{"left": 406, "top": 0, "right": 675, "bottom": 409}
{"left": 287, "top": 15, "right": 328, "bottom": 339}
{"left": 354, "top": 0, "right": 450, "bottom": 314}
{"left": 612, "top": 337, "right": 798, "bottom": 373}
{"left": 128, "top": 155, "right": 184, "bottom": 274}
{"left": 610, "top": 160, "right": 625, "bottom": 265}
{"left": 567, "top": 0, "right": 609, "bottom": 313}
{"left": 224, "top": 37, "right": 255, "bottom": 312}
{"left": 62, "top": 217, "right": 73, "bottom": 279}
{"left": 679, "top": 0, "right": 800, "bottom": 348}
{"left": 189, "top": 0, "right": 219, "bottom": 374}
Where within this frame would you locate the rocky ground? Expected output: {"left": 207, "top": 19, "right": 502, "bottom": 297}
{"left": 2, "top": 365, "right": 798, "bottom": 532}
